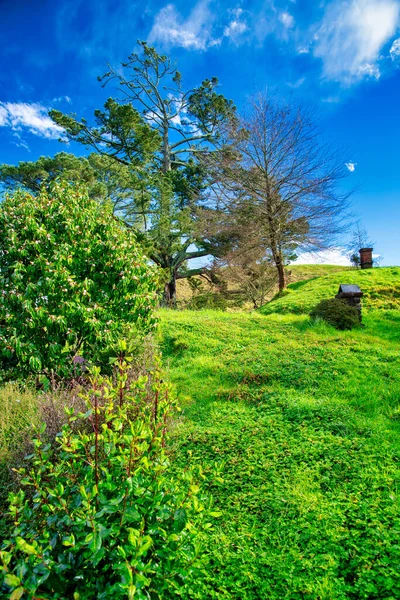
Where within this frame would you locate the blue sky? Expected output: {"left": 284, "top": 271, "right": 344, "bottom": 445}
{"left": 0, "top": 0, "right": 399, "bottom": 265}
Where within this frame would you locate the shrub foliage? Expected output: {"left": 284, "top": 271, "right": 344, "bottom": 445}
{"left": 310, "top": 298, "right": 360, "bottom": 330}
{"left": 0, "top": 182, "right": 158, "bottom": 379}
{"left": 0, "top": 351, "right": 207, "bottom": 599}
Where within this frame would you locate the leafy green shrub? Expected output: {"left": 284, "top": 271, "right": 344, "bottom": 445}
{"left": 310, "top": 298, "right": 360, "bottom": 330}
{"left": 0, "top": 181, "right": 158, "bottom": 380}
{"left": 0, "top": 382, "right": 89, "bottom": 525}
{"left": 187, "top": 292, "right": 227, "bottom": 311}
{"left": 0, "top": 352, "right": 207, "bottom": 599}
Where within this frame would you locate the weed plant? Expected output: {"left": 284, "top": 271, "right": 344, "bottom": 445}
{"left": 1, "top": 347, "right": 209, "bottom": 599}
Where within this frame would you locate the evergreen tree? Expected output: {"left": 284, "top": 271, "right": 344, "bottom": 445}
{"left": 50, "top": 42, "right": 235, "bottom": 305}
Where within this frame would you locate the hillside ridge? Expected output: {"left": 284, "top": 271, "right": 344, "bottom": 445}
{"left": 260, "top": 267, "right": 400, "bottom": 315}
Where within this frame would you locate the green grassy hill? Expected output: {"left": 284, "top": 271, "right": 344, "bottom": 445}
{"left": 260, "top": 267, "right": 400, "bottom": 315}
{"left": 160, "top": 307, "right": 400, "bottom": 599}
{"left": 287, "top": 263, "right": 352, "bottom": 283}
{"left": 177, "top": 263, "right": 353, "bottom": 309}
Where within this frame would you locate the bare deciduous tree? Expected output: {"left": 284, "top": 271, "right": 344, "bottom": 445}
{"left": 214, "top": 251, "right": 277, "bottom": 309}
{"left": 346, "top": 221, "right": 374, "bottom": 268}
{"left": 207, "top": 93, "right": 352, "bottom": 291}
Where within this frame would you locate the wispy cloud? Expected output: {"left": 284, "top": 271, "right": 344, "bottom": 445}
{"left": 297, "top": 45, "right": 310, "bottom": 54}
{"left": 314, "top": 0, "right": 400, "bottom": 84}
{"left": 287, "top": 76, "right": 305, "bottom": 89}
{"left": 0, "top": 102, "right": 64, "bottom": 139}
{"left": 322, "top": 96, "right": 341, "bottom": 103}
{"left": 279, "top": 12, "right": 294, "bottom": 29}
{"left": 390, "top": 38, "right": 400, "bottom": 62}
{"left": 148, "top": 1, "right": 215, "bottom": 50}
{"left": 12, "top": 132, "right": 31, "bottom": 152}
{"left": 52, "top": 95, "right": 71, "bottom": 104}
{"left": 345, "top": 162, "right": 357, "bottom": 173}
{"left": 0, "top": 105, "right": 8, "bottom": 127}
{"left": 292, "top": 248, "right": 352, "bottom": 266}
{"left": 148, "top": 3, "right": 300, "bottom": 51}
{"left": 223, "top": 8, "right": 248, "bottom": 43}
{"left": 253, "top": 2, "right": 299, "bottom": 46}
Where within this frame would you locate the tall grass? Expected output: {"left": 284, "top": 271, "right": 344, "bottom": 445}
{"left": 0, "top": 385, "right": 41, "bottom": 533}
{"left": 0, "top": 383, "right": 86, "bottom": 538}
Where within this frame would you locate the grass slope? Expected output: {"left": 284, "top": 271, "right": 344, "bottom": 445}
{"left": 176, "top": 264, "right": 352, "bottom": 306}
{"left": 160, "top": 309, "right": 400, "bottom": 599}
{"left": 287, "top": 263, "right": 352, "bottom": 283}
{"left": 260, "top": 267, "right": 400, "bottom": 315}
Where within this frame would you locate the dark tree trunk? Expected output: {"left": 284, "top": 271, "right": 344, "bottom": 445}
{"left": 163, "top": 277, "right": 177, "bottom": 307}
{"left": 162, "top": 123, "right": 171, "bottom": 173}
{"left": 276, "top": 258, "right": 286, "bottom": 292}
{"left": 266, "top": 203, "right": 286, "bottom": 292}
{"left": 269, "top": 230, "right": 286, "bottom": 292}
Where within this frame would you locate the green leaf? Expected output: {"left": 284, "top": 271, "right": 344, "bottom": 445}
{"left": 88, "top": 531, "right": 102, "bottom": 553}
{"left": 127, "top": 585, "right": 137, "bottom": 600}
{"left": 128, "top": 529, "right": 139, "bottom": 547}
{"left": 4, "top": 574, "right": 20, "bottom": 588}
{"left": 62, "top": 534, "right": 75, "bottom": 547}
{"left": 173, "top": 509, "right": 188, "bottom": 533}
{"left": 137, "top": 535, "right": 153, "bottom": 557}
{"left": 15, "top": 537, "right": 36, "bottom": 555}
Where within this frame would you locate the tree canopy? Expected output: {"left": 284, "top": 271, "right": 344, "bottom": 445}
{"left": 207, "top": 93, "right": 351, "bottom": 290}
{"left": 0, "top": 152, "right": 104, "bottom": 198}
{"left": 0, "top": 44, "right": 355, "bottom": 305}
{"left": 49, "top": 41, "right": 236, "bottom": 305}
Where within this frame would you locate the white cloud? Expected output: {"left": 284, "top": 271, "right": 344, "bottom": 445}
{"left": 314, "top": 0, "right": 400, "bottom": 84}
{"left": 390, "top": 38, "right": 400, "bottom": 61}
{"left": 322, "top": 96, "right": 341, "bottom": 103}
{"left": 345, "top": 162, "right": 357, "bottom": 172}
{"left": 224, "top": 18, "right": 247, "bottom": 40}
{"left": 52, "top": 95, "right": 72, "bottom": 104}
{"left": 148, "top": 1, "right": 214, "bottom": 50}
{"left": 12, "top": 132, "right": 30, "bottom": 152}
{"left": 149, "top": 3, "right": 251, "bottom": 49}
{"left": 292, "top": 248, "right": 352, "bottom": 266}
{"left": 0, "top": 105, "right": 8, "bottom": 126}
{"left": 356, "top": 63, "right": 381, "bottom": 79}
{"left": 287, "top": 76, "right": 305, "bottom": 89}
{"left": 0, "top": 102, "right": 64, "bottom": 140}
{"left": 279, "top": 12, "right": 294, "bottom": 29}
{"left": 294, "top": 248, "right": 382, "bottom": 266}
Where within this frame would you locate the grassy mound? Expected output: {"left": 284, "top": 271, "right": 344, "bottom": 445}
{"left": 260, "top": 267, "right": 400, "bottom": 315}
{"left": 287, "top": 263, "right": 352, "bottom": 283}
{"left": 160, "top": 309, "right": 400, "bottom": 599}
{"left": 176, "top": 264, "right": 352, "bottom": 308}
